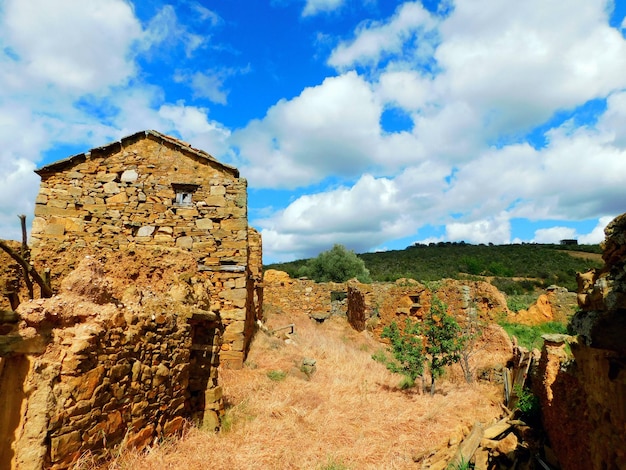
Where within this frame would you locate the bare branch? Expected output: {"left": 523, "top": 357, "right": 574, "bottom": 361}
{"left": 0, "top": 241, "right": 52, "bottom": 298}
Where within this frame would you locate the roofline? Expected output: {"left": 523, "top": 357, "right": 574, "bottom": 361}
{"left": 35, "top": 130, "right": 239, "bottom": 178}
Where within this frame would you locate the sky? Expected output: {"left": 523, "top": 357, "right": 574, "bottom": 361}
{"left": 1, "top": 0, "right": 626, "bottom": 263}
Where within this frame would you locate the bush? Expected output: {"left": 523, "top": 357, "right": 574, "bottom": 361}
{"left": 298, "top": 244, "right": 372, "bottom": 283}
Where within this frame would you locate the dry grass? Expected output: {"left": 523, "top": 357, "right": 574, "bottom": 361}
{"left": 94, "top": 309, "right": 504, "bottom": 470}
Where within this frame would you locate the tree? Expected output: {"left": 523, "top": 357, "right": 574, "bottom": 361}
{"left": 424, "top": 296, "right": 464, "bottom": 395}
{"left": 380, "top": 318, "right": 425, "bottom": 389}
{"left": 458, "top": 304, "right": 484, "bottom": 384}
{"left": 298, "top": 244, "right": 372, "bottom": 283}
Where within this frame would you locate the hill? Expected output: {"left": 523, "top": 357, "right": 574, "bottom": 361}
{"left": 266, "top": 243, "right": 603, "bottom": 292}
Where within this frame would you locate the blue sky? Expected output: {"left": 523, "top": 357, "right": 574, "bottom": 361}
{"left": 1, "top": 0, "right": 626, "bottom": 263}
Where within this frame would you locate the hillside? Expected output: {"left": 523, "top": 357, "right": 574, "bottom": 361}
{"left": 267, "top": 243, "right": 603, "bottom": 292}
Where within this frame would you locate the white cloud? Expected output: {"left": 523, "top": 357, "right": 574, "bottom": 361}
{"left": 141, "top": 5, "right": 205, "bottom": 58}
{"left": 436, "top": 0, "right": 626, "bottom": 137}
{"left": 579, "top": 216, "right": 615, "bottom": 244}
{"left": 328, "top": 2, "right": 436, "bottom": 69}
{"left": 255, "top": 174, "right": 416, "bottom": 259}
{"left": 0, "top": 159, "right": 39, "bottom": 240}
{"left": 1, "top": 0, "right": 141, "bottom": 92}
{"left": 232, "top": 72, "right": 386, "bottom": 188}
{"left": 302, "top": 0, "right": 345, "bottom": 17}
{"left": 533, "top": 226, "right": 577, "bottom": 244}
{"left": 445, "top": 214, "right": 512, "bottom": 244}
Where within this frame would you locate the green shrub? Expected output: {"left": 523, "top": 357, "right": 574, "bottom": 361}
{"left": 297, "top": 244, "right": 372, "bottom": 283}
{"left": 266, "top": 370, "right": 287, "bottom": 381}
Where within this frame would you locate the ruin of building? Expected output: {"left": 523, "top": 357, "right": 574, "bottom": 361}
{"left": 0, "top": 130, "right": 263, "bottom": 468}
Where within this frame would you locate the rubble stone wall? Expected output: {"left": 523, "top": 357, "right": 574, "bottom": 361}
{"left": 537, "top": 213, "right": 626, "bottom": 470}
{"left": 1, "top": 258, "right": 224, "bottom": 470}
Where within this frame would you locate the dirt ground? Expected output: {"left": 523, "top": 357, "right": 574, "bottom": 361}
{"left": 90, "top": 298, "right": 511, "bottom": 470}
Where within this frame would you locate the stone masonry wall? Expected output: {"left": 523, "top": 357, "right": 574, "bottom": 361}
{"left": 2, "top": 258, "right": 223, "bottom": 470}
{"left": 29, "top": 132, "right": 254, "bottom": 368}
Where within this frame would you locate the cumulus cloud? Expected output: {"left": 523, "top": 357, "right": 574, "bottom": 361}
{"left": 435, "top": 0, "right": 626, "bottom": 138}
{"left": 328, "top": 2, "right": 436, "bottom": 69}
{"left": 445, "top": 214, "right": 512, "bottom": 245}
{"left": 244, "top": 0, "right": 626, "bottom": 260}
{"left": 579, "top": 216, "right": 615, "bottom": 244}
{"left": 533, "top": 226, "right": 577, "bottom": 244}
{"left": 1, "top": 0, "right": 141, "bottom": 93}
{"left": 232, "top": 72, "right": 387, "bottom": 188}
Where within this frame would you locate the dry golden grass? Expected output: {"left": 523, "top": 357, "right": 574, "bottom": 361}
{"left": 95, "top": 308, "right": 505, "bottom": 470}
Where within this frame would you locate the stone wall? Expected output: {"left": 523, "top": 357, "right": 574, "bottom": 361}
{"left": 1, "top": 257, "right": 224, "bottom": 469}
{"left": 537, "top": 213, "right": 626, "bottom": 470}
{"left": 29, "top": 131, "right": 258, "bottom": 369}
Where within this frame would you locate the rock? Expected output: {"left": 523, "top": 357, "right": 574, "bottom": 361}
{"left": 120, "top": 169, "right": 138, "bottom": 182}
{"left": 495, "top": 432, "right": 518, "bottom": 456}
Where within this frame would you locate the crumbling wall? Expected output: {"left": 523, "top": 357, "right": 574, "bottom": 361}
{"left": 1, "top": 257, "right": 224, "bottom": 470}
{"left": 263, "top": 270, "right": 343, "bottom": 319}
{"left": 345, "top": 278, "right": 508, "bottom": 337}
{"left": 29, "top": 131, "right": 256, "bottom": 369}
{"left": 537, "top": 213, "right": 626, "bottom": 470}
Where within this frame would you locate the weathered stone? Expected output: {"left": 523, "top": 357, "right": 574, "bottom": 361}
{"left": 50, "top": 430, "right": 82, "bottom": 464}
{"left": 137, "top": 226, "right": 155, "bottom": 237}
{"left": 121, "top": 169, "right": 139, "bottom": 182}
{"left": 195, "top": 218, "right": 213, "bottom": 230}
{"left": 103, "top": 181, "right": 120, "bottom": 194}
{"left": 176, "top": 236, "right": 194, "bottom": 250}
{"left": 107, "top": 192, "right": 128, "bottom": 204}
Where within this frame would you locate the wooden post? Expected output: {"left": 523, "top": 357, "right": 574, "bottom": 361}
{"left": 449, "top": 421, "right": 484, "bottom": 467}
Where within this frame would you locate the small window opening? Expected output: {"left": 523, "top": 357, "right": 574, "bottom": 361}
{"left": 172, "top": 183, "right": 200, "bottom": 206}
{"left": 176, "top": 191, "right": 193, "bottom": 205}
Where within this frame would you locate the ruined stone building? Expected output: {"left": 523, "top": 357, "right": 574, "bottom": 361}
{"left": 0, "top": 131, "right": 262, "bottom": 468}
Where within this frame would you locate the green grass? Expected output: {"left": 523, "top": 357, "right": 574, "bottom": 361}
{"left": 266, "top": 370, "right": 287, "bottom": 381}
{"left": 498, "top": 321, "right": 568, "bottom": 350}
{"left": 506, "top": 293, "right": 540, "bottom": 313}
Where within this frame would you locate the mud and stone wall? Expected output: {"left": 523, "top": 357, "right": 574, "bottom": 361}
{"left": 537, "top": 213, "right": 626, "bottom": 470}
{"left": 28, "top": 131, "right": 258, "bottom": 369}
{"left": 345, "top": 278, "right": 509, "bottom": 337}
{"left": 0, "top": 257, "right": 224, "bottom": 470}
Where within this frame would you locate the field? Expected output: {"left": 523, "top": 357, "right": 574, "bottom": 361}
{"left": 89, "top": 305, "right": 508, "bottom": 469}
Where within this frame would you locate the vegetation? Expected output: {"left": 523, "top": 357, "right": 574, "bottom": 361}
{"left": 380, "top": 319, "right": 425, "bottom": 389}
{"left": 424, "top": 297, "right": 465, "bottom": 395}
{"left": 505, "top": 293, "right": 540, "bottom": 313}
{"left": 513, "top": 384, "right": 541, "bottom": 425}
{"left": 267, "top": 243, "right": 601, "bottom": 292}
{"left": 266, "top": 370, "right": 287, "bottom": 381}
{"left": 498, "top": 321, "right": 568, "bottom": 350}
{"left": 296, "top": 244, "right": 372, "bottom": 283}
{"left": 380, "top": 297, "right": 470, "bottom": 395}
